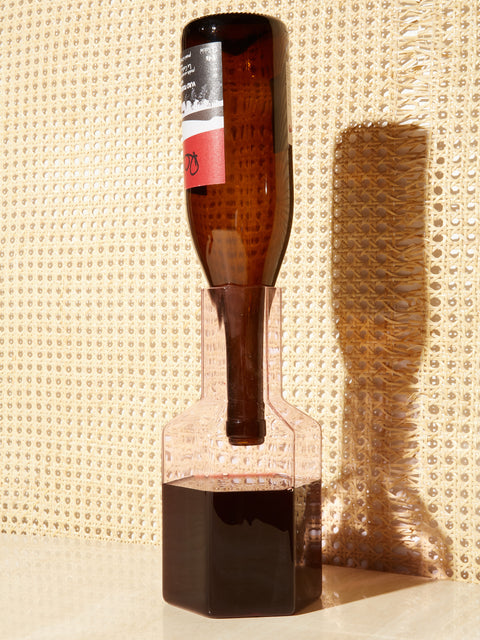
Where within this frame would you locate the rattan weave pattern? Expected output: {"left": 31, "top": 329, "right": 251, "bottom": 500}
{"left": 0, "top": 0, "right": 479, "bottom": 582}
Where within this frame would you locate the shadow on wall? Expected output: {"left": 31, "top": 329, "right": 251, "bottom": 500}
{"left": 322, "top": 122, "right": 452, "bottom": 578}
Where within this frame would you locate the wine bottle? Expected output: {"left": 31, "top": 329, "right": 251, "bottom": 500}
{"left": 181, "top": 13, "right": 293, "bottom": 445}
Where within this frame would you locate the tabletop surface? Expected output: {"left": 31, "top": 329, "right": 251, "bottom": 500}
{"left": 1, "top": 534, "right": 479, "bottom": 640}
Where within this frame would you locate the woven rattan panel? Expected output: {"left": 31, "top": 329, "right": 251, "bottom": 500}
{"left": 0, "top": 0, "right": 478, "bottom": 583}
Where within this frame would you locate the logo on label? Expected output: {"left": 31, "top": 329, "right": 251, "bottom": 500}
{"left": 181, "top": 42, "right": 225, "bottom": 189}
{"left": 184, "top": 152, "right": 199, "bottom": 176}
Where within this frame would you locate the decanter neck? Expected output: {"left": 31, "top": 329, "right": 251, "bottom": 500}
{"left": 200, "top": 286, "right": 283, "bottom": 404}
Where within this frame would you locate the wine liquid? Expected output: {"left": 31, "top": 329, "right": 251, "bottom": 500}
{"left": 162, "top": 476, "right": 322, "bottom": 617}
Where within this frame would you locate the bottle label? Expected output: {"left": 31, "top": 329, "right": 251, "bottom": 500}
{"left": 181, "top": 41, "right": 225, "bottom": 189}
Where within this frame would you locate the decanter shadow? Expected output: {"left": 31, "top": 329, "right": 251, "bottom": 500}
{"left": 323, "top": 122, "right": 452, "bottom": 578}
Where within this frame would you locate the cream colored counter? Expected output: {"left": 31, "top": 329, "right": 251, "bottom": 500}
{"left": 1, "top": 534, "right": 479, "bottom": 640}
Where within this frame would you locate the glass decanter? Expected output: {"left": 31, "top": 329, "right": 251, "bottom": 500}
{"left": 162, "top": 285, "right": 322, "bottom": 617}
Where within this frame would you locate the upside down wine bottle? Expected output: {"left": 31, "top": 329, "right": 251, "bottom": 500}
{"left": 181, "top": 13, "right": 293, "bottom": 446}
{"left": 162, "top": 14, "right": 322, "bottom": 618}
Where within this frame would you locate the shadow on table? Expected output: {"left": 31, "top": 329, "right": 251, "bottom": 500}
{"left": 298, "top": 565, "right": 431, "bottom": 614}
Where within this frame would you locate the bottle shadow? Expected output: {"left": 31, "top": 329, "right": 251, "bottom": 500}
{"left": 322, "top": 122, "right": 452, "bottom": 579}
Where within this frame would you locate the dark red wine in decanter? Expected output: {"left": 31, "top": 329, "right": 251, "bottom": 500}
{"left": 181, "top": 13, "right": 293, "bottom": 445}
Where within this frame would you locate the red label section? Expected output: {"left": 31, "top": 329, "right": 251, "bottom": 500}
{"left": 183, "top": 128, "right": 225, "bottom": 189}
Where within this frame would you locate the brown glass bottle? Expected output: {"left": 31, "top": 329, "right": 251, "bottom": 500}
{"left": 181, "top": 14, "right": 293, "bottom": 445}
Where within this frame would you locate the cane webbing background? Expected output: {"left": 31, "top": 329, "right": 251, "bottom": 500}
{"left": 0, "top": 0, "right": 479, "bottom": 583}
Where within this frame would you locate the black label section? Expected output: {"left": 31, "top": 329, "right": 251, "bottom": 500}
{"left": 181, "top": 42, "right": 223, "bottom": 121}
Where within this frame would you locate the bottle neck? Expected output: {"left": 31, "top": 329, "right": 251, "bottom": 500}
{"left": 200, "top": 286, "right": 283, "bottom": 407}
